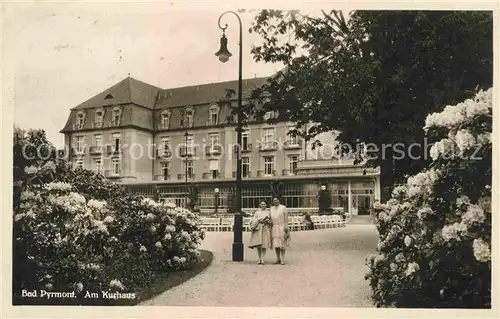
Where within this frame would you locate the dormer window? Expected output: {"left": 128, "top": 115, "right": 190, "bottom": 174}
{"left": 112, "top": 107, "right": 122, "bottom": 126}
{"left": 160, "top": 110, "right": 171, "bottom": 129}
{"left": 105, "top": 94, "right": 114, "bottom": 100}
{"left": 264, "top": 111, "right": 274, "bottom": 121}
{"left": 186, "top": 110, "right": 194, "bottom": 127}
{"left": 76, "top": 112, "right": 85, "bottom": 129}
{"left": 208, "top": 105, "right": 220, "bottom": 125}
{"left": 94, "top": 109, "right": 104, "bottom": 128}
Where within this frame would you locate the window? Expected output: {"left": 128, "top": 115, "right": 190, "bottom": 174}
{"left": 242, "top": 130, "right": 249, "bottom": 150}
{"left": 186, "top": 134, "right": 194, "bottom": 153}
{"left": 186, "top": 111, "right": 194, "bottom": 127}
{"left": 105, "top": 94, "right": 114, "bottom": 100}
{"left": 209, "top": 133, "right": 219, "bottom": 150}
{"left": 76, "top": 112, "right": 85, "bottom": 129}
{"left": 75, "top": 136, "right": 84, "bottom": 152}
{"left": 209, "top": 159, "right": 219, "bottom": 179}
{"left": 111, "top": 158, "right": 120, "bottom": 175}
{"left": 94, "top": 134, "right": 102, "bottom": 148}
{"left": 264, "top": 111, "right": 273, "bottom": 121}
{"left": 93, "top": 158, "right": 102, "bottom": 173}
{"left": 75, "top": 159, "right": 84, "bottom": 169}
{"left": 161, "top": 137, "right": 171, "bottom": 151}
{"left": 242, "top": 157, "right": 250, "bottom": 177}
{"left": 288, "top": 155, "right": 299, "bottom": 174}
{"left": 209, "top": 107, "right": 219, "bottom": 125}
{"left": 112, "top": 133, "right": 121, "bottom": 152}
{"left": 112, "top": 108, "right": 121, "bottom": 126}
{"left": 160, "top": 112, "right": 170, "bottom": 129}
{"left": 185, "top": 160, "right": 194, "bottom": 178}
{"left": 161, "top": 162, "right": 170, "bottom": 179}
{"left": 264, "top": 156, "right": 275, "bottom": 175}
{"left": 95, "top": 110, "right": 103, "bottom": 127}
{"left": 287, "top": 126, "right": 299, "bottom": 145}
{"left": 263, "top": 128, "right": 275, "bottom": 143}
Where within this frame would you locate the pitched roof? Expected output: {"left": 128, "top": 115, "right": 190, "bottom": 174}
{"left": 155, "top": 77, "right": 269, "bottom": 108}
{"left": 71, "top": 77, "right": 162, "bottom": 110}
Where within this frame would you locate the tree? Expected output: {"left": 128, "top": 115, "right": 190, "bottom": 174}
{"left": 246, "top": 10, "right": 493, "bottom": 201}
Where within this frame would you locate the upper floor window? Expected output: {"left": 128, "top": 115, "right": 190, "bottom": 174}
{"left": 160, "top": 110, "right": 171, "bottom": 129}
{"left": 112, "top": 107, "right": 122, "bottom": 126}
{"left": 75, "top": 158, "right": 84, "bottom": 169}
{"left": 75, "top": 136, "right": 84, "bottom": 152}
{"left": 94, "top": 134, "right": 102, "bottom": 147}
{"left": 94, "top": 109, "right": 104, "bottom": 128}
{"left": 186, "top": 110, "right": 194, "bottom": 127}
{"left": 242, "top": 129, "right": 250, "bottom": 150}
{"left": 209, "top": 105, "right": 220, "bottom": 125}
{"left": 112, "top": 133, "right": 121, "bottom": 151}
{"left": 161, "top": 136, "right": 171, "bottom": 151}
{"left": 208, "top": 133, "right": 220, "bottom": 147}
{"left": 263, "top": 127, "right": 275, "bottom": 143}
{"left": 287, "top": 126, "right": 299, "bottom": 145}
{"left": 76, "top": 112, "right": 85, "bottom": 129}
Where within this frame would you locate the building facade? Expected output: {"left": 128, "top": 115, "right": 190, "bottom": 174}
{"left": 60, "top": 76, "right": 381, "bottom": 214}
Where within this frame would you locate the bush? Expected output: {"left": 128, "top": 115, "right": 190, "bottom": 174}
{"left": 14, "top": 161, "right": 205, "bottom": 301}
{"left": 365, "top": 88, "right": 492, "bottom": 308}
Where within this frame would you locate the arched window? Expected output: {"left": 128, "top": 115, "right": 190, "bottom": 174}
{"left": 104, "top": 94, "right": 114, "bottom": 100}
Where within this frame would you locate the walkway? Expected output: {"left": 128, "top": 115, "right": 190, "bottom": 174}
{"left": 141, "top": 225, "right": 378, "bottom": 307}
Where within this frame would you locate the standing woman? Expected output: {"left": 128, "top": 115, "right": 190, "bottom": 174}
{"left": 248, "top": 201, "right": 272, "bottom": 264}
{"left": 270, "top": 197, "right": 290, "bottom": 265}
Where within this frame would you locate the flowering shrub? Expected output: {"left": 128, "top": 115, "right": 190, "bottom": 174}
{"left": 14, "top": 162, "right": 205, "bottom": 302}
{"left": 366, "top": 89, "right": 492, "bottom": 308}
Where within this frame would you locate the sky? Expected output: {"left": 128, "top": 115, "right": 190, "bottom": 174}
{"left": 5, "top": 2, "right": 334, "bottom": 147}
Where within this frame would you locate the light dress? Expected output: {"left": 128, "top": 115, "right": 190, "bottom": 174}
{"left": 270, "top": 204, "right": 290, "bottom": 248}
{"left": 248, "top": 208, "right": 272, "bottom": 249}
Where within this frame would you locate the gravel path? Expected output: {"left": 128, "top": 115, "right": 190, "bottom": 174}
{"left": 141, "top": 225, "right": 378, "bottom": 307}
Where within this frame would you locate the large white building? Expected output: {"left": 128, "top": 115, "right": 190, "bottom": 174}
{"left": 60, "top": 76, "right": 380, "bottom": 214}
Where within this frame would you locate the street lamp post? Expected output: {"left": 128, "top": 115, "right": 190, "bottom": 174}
{"left": 215, "top": 10, "right": 244, "bottom": 261}
{"left": 214, "top": 188, "right": 220, "bottom": 215}
{"left": 180, "top": 110, "right": 189, "bottom": 207}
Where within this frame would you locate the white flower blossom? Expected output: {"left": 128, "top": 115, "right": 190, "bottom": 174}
{"left": 456, "top": 195, "right": 471, "bottom": 207}
{"left": 44, "top": 182, "right": 72, "bottom": 192}
{"left": 454, "top": 129, "right": 476, "bottom": 153}
{"left": 149, "top": 226, "right": 157, "bottom": 233}
{"left": 24, "top": 166, "right": 40, "bottom": 174}
{"left": 45, "top": 283, "right": 53, "bottom": 290}
{"left": 429, "top": 138, "right": 455, "bottom": 161}
{"left": 145, "top": 213, "right": 156, "bottom": 221}
{"left": 179, "top": 257, "right": 187, "bottom": 263}
{"left": 164, "top": 233, "right": 172, "bottom": 241}
{"left": 390, "top": 263, "right": 397, "bottom": 272}
{"left": 461, "top": 204, "right": 485, "bottom": 227}
{"left": 155, "top": 241, "right": 163, "bottom": 249}
{"left": 472, "top": 238, "right": 490, "bottom": 262}
{"left": 139, "top": 245, "right": 147, "bottom": 252}
{"left": 88, "top": 199, "right": 106, "bottom": 209}
{"left": 405, "top": 262, "right": 420, "bottom": 277}
{"left": 109, "top": 279, "right": 125, "bottom": 290}
{"left": 103, "top": 216, "right": 114, "bottom": 223}
{"left": 69, "top": 192, "right": 86, "bottom": 204}
{"left": 42, "top": 161, "right": 57, "bottom": 172}
{"left": 76, "top": 282, "right": 84, "bottom": 292}
{"left": 477, "top": 132, "right": 491, "bottom": 145}
{"left": 92, "top": 220, "right": 109, "bottom": 234}
{"left": 441, "top": 222, "right": 467, "bottom": 242}
{"left": 404, "top": 236, "right": 412, "bottom": 247}
{"left": 417, "top": 207, "right": 433, "bottom": 219}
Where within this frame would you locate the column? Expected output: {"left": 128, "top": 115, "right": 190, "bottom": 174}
{"left": 347, "top": 179, "right": 352, "bottom": 215}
